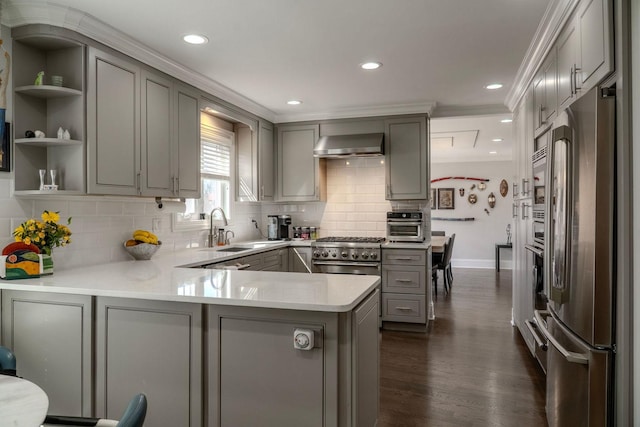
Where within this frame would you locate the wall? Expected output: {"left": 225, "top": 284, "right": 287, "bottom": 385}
{"left": 430, "top": 160, "right": 513, "bottom": 269}
{"left": 260, "top": 157, "right": 427, "bottom": 238}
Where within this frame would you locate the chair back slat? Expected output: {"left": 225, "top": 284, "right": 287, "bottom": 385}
{"left": 443, "top": 233, "right": 456, "bottom": 265}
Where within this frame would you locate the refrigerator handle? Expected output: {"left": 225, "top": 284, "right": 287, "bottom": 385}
{"left": 534, "top": 310, "right": 588, "bottom": 365}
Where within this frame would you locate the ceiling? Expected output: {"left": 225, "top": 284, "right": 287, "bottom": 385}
{"left": 430, "top": 114, "right": 513, "bottom": 163}
{"left": 3, "top": 0, "right": 549, "bottom": 162}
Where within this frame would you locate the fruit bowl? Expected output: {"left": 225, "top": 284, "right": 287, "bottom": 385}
{"left": 124, "top": 241, "right": 161, "bottom": 260}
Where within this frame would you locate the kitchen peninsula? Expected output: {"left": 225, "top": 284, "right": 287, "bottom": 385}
{"left": 0, "top": 248, "right": 380, "bottom": 427}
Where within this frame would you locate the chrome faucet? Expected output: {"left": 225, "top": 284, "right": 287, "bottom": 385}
{"left": 208, "top": 207, "right": 228, "bottom": 247}
{"left": 224, "top": 230, "right": 235, "bottom": 246}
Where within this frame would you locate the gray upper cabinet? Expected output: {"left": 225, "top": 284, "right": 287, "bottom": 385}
{"left": 384, "top": 116, "right": 428, "bottom": 200}
{"left": 88, "top": 46, "right": 201, "bottom": 198}
{"left": 87, "top": 47, "right": 141, "bottom": 195}
{"left": 276, "top": 123, "right": 326, "bottom": 202}
{"left": 141, "top": 69, "right": 173, "bottom": 197}
{"left": 557, "top": 17, "right": 580, "bottom": 109}
{"left": 557, "top": 0, "right": 613, "bottom": 110}
{"left": 236, "top": 118, "right": 259, "bottom": 202}
{"left": 258, "top": 120, "right": 275, "bottom": 201}
{"left": 578, "top": 0, "right": 613, "bottom": 89}
{"left": 175, "top": 83, "right": 201, "bottom": 198}
{"left": 533, "top": 53, "right": 557, "bottom": 135}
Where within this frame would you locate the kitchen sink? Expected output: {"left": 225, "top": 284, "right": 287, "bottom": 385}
{"left": 210, "top": 247, "right": 250, "bottom": 253}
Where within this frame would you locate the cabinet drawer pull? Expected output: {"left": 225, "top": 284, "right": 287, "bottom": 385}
{"left": 391, "top": 257, "right": 413, "bottom": 261}
{"left": 394, "top": 279, "right": 413, "bottom": 283}
{"left": 395, "top": 306, "right": 414, "bottom": 311}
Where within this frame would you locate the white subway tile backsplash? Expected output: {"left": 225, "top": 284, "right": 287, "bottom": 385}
{"left": 69, "top": 201, "right": 98, "bottom": 216}
{"left": 96, "top": 201, "right": 125, "bottom": 215}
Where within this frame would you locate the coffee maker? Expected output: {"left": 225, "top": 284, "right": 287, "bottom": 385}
{"left": 267, "top": 215, "right": 291, "bottom": 240}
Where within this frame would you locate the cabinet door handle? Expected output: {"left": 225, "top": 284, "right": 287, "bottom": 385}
{"left": 521, "top": 178, "right": 530, "bottom": 196}
{"left": 137, "top": 171, "right": 142, "bottom": 194}
{"left": 512, "top": 182, "right": 518, "bottom": 198}
{"left": 521, "top": 203, "right": 530, "bottom": 220}
{"left": 570, "top": 65, "right": 575, "bottom": 95}
{"left": 260, "top": 185, "right": 264, "bottom": 199}
{"left": 386, "top": 184, "right": 391, "bottom": 198}
{"left": 512, "top": 203, "right": 518, "bottom": 218}
{"left": 574, "top": 65, "right": 581, "bottom": 93}
{"left": 539, "top": 104, "right": 545, "bottom": 125}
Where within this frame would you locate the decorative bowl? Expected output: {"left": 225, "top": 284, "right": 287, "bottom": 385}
{"left": 124, "top": 241, "right": 161, "bottom": 260}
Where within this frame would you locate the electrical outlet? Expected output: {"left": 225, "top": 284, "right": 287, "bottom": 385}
{"left": 152, "top": 218, "right": 162, "bottom": 232}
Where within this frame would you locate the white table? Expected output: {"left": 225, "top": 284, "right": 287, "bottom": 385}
{"left": 0, "top": 374, "right": 49, "bottom": 426}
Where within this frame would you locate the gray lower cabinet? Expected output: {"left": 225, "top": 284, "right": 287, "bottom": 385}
{"left": 1, "top": 291, "right": 93, "bottom": 416}
{"left": 384, "top": 116, "right": 429, "bottom": 200}
{"left": 95, "top": 297, "right": 202, "bottom": 427}
{"left": 289, "top": 246, "right": 313, "bottom": 273}
{"left": 381, "top": 248, "right": 430, "bottom": 327}
{"left": 207, "top": 289, "right": 379, "bottom": 427}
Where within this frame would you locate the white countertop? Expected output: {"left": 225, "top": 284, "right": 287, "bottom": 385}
{"left": 383, "top": 241, "right": 432, "bottom": 250}
{"left": 0, "top": 241, "right": 379, "bottom": 312}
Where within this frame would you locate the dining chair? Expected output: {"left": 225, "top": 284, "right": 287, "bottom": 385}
{"left": 0, "top": 345, "right": 17, "bottom": 376}
{"left": 43, "top": 393, "right": 147, "bottom": 427}
{"left": 432, "top": 233, "right": 456, "bottom": 294}
{"left": 431, "top": 230, "right": 446, "bottom": 236}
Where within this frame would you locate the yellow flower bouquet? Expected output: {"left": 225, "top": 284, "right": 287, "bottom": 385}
{"left": 13, "top": 210, "right": 72, "bottom": 256}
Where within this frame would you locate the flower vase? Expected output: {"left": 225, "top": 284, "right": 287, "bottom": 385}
{"left": 41, "top": 254, "right": 54, "bottom": 275}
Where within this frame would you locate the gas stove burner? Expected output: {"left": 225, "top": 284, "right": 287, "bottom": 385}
{"left": 315, "top": 236, "right": 386, "bottom": 243}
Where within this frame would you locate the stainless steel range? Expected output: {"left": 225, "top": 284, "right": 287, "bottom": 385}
{"left": 311, "top": 237, "right": 385, "bottom": 276}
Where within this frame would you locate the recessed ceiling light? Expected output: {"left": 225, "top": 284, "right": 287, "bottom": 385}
{"left": 287, "top": 100, "right": 302, "bottom": 105}
{"left": 183, "top": 34, "right": 209, "bottom": 45}
{"left": 361, "top": 62, "right": 382, "bottom": 70}
{"left": 489, "top": 151, "right": 498, "bottom": 154}
{"left": 492, "top": 138, "right": 503, "bottom": 142}
{"left": 500, "top": 119, "right": 513, "bottom": 123}
{"left": 485, "top": 83, "right": 503, "bottom": 90}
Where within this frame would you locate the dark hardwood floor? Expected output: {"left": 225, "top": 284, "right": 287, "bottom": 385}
{"left": 379, "top": 268, "right": 547, "bottom": 427}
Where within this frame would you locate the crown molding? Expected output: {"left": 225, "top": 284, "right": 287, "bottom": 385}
{"left": 504, "top": 0, "right": 581, "bottom": 111}
{"left": 2, "top": 1, "right": 278, "bottom": 122}
{"left": 274, "top": 101, "right": 436, "bottom": 123}
{"left": 430, "top": 104, "right": 510, "bottom": 119}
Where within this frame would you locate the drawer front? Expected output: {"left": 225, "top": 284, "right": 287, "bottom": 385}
{"left": 382, "top": 265, "right": 425, "bottom": 294}
{"left": 382, "top": 249, "right": 426, "bottom": 266}
{"left": 382, "top": 293, "right": 426, "bottom": 323}
{"left": 262, "top": 250, "right": 282, "bottom": 268}
{"left": 242, "top": 254, "right": 264, "bottom": 271}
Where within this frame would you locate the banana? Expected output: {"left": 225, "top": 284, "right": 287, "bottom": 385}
{"left": 132, "top": 229, "right": 158, "bottom": 245}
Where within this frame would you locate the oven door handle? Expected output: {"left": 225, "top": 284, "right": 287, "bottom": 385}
{"left": 312, "top": 260, "right": 380, "bottom": 269}
{"left": 525, "top": 244, "right": 544, "bottom": 257}
{"left": 387, "top": 221, "right": 423, "bottom": 226}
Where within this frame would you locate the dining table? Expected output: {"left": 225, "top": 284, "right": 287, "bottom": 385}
{"left": 0, "top": 374, "right": 49, "bottom": 426}
{"left": 431, "top": 235, "right": 449, "bottom": 254}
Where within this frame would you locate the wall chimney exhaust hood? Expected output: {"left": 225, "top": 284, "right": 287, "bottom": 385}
{"left": 313, "top": 133, "right": 384, "bottom": 158}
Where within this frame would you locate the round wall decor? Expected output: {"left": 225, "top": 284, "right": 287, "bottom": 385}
{"left": 500, "top": 179, "right": 509, "bottom": 197}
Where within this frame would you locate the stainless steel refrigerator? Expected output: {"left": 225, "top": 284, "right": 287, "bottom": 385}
{"left": 534, "top": 85, "right": 615, "bottom": 426}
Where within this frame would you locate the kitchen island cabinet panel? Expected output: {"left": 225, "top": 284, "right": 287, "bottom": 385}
{"left": 219, "top": 317, "right": 324, "bottom": 426}
{"left": 289, "top": 246, "right": 313, "bottom": 273}
{"left": 87, "top": 47, "right": 141, "bottom": 195}
{"left": 1, "top": 291, "right": 93, "bottom": 416}
{"left": 384, "top": 116, "right": 429, "bottom": 200}
{"left": 95, "top": 297, "right": 202, "bottom": 427}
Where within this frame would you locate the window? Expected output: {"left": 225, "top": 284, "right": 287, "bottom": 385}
{"left": 173, "top": 121, "right": 235, "bottom": 231}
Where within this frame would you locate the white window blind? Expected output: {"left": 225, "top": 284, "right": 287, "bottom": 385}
{"left": 201, "top": 125, "right": 232, "bottom": 178}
